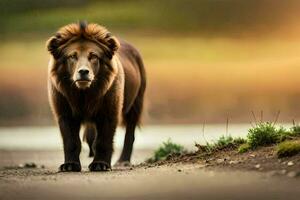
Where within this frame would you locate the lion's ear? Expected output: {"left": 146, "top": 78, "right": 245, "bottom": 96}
{"left": 105, "top": 34, "right": 120, "bottom": 59}
{"left": 46, "top": 34, "right": 62, "bottom": 59}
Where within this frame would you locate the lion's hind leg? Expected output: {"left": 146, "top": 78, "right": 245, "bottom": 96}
{"left": 83, "top": 123, "right": 96, "bottom": 157}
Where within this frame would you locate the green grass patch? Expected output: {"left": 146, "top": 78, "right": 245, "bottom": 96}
{"left": 146, "top": 139, "right": 187, "bottom": 163}
{"left": 247, "top": 123, "right": 300, "bottom": 149}
{"left": 196, "top": 123, "right": 300, "bottom": 155}
{"left": 277, "top": 140, "right": 300, "bottom": 158}
{"left": 238, "top": 143, "right": 251, "bottom": 153}
{"left": 247, "top": 122, "right": 286, "bottom": 148}
{"left": 196, "top": 135, "right": 246, "bottom": 154}
{"left": 212, "top": 135, "right": 246, "bottom": 150}
{"left": 281, "top": 124, "right": 300, "bottom": 141}
{"left": 147, "top": 123, "right": 300, "bottom": 164}
{"left": 239, "top": 123, "right": 300, "bottom": 153}
{"left": 290, "top": 124, "right": 300, "bottom": 135}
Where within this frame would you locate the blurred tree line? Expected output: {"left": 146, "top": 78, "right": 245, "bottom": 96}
{"left": 0, "top": 0, "right": 299, "bottom": 39}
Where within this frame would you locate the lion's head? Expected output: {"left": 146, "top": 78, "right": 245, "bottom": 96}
{"left": 47, "top": 21, "right": 120, "bottom": 90}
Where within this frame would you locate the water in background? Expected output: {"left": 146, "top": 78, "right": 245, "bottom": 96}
{"left": 0, "top": 124, "right": 293, "bottom": 165}
{"left": 0, "top": 124, "right": 258, "bottom": 151}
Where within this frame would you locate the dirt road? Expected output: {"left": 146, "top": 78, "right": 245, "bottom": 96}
{"left": 0, "top": 150, "right": 299, "bottom": 200}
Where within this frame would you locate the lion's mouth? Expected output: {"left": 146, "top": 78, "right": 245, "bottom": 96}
{"left": 75, "top": 79, "right": 91, "bottom": 83}
{"left": 75, "top": 79, "right": 92, "bottom": 89}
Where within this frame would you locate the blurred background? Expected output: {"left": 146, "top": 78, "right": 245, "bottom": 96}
{"left": 1, "top": 0, "right": 300, "bottom": 126}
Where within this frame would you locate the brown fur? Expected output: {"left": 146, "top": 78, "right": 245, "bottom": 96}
{"left": 47, "top": 22, "right": 146, "bottom": 172}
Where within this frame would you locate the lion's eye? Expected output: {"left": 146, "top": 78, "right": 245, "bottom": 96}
{"left": 89, "top": 53, "right": 98, "bottom": 61}
{"left": 68, "top": 54, "right": 77, "bottom": 61}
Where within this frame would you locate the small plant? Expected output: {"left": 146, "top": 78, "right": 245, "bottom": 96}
{"left": 196, "top": 135, "right": 247, "bottom": 153}
{"left": 214, "top": 135, "right": 246, "bottom": 150}
{"left": 290, "top": 124, "right": 300, "bottom": 136}
{"left": 239, "top": 122, "right": 300, "bottom": 153}
{"left": 146, "top": 139, "right": 186, "bottom": 163}
{"left": 291, "top": 124, "right": 300, "bottom": 135}
{"left": 238, "top": 143, "right": 251, "bottom": 153}
{"left": 233, "top": 137, "right": 247, "bottom": 145}
{"left": 195, "top": 142, "right": 214, "bottom": 153}
{"left": 247, "top": 122, "right": 285, "bottom": 148}
{"left": 277, "top": 140, "right": 300, "bottom": 158}
{"left": 215, "top": 135, "right": 235, "bottom": 149}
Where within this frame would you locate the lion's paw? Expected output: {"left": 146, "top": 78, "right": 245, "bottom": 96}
{"left": 89, "top": 161, "right": 111, "bottom": 172}
{"left": 59, "top": 162, "right": 81, "bottom": 172}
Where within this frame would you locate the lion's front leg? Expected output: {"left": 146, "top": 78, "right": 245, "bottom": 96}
{"left": 58, "top": 117, "right": 82, "bottom": 172}
{"left": 89, "top": 115, "right": 118, "bottom": 171}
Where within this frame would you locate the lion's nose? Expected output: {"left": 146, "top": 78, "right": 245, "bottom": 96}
{"left": 78, "top": 69, "right": 89, "bottom": 76}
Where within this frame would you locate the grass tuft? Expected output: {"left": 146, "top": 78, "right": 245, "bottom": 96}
{"left": 146, "top": 139, "right": 186, "bottom": 163}
{"left": 247, "top": 122, "right": 285, "bottom": 148}
{"left": 238, "top": 143, "right": 251, "bottom": 153}
{"left": 281, "top": 124, "right": 300, "bottom": 141}
{"left": 198, "top": 123, "right": 300, "bottom": 155}
{"left": 291, "top": 124, "right": 300, "bottom": 134}
{"left": 214, "top": 135, "right": 246, "bottom": 150}
{"left": 277, "top": 140, "right": 300, "bottom": 158}
{"left": 239, "top": 122, "right": 300, "bottom": 153}
{"left": 196, "top": 135, "right": 246, "bottom": 154}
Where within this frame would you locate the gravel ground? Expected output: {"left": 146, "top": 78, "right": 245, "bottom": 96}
{"left": 0, "top": 150, "right": 300, "bottom": 200}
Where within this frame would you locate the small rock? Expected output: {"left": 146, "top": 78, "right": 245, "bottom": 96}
{"left": 224, "top": 157, "right": 231, "bottom": 161}
{"left": 280, "top": 169, "right": 287, "bottom": 175}
{"left": 22, "top": 162, "right": 37, "bottom": 168}
{"left": 229, "top": 160, "right": 239, "bottom": 165}
{"left": 216, "top": 159, "right": 225, "bottom": 164}
{"left": 177, "top": 169, "right": 182, "bottom": 172}
{"left": 17, "top": 162, "right": 37, "bottom": 169}
{"left": 255, "top": 164, "right": 261, "bottom": 169}
{"left": 287, "top": 171, "right": 300, "bottom": 178}
{"left": 287, "top": 161, "right": 294, "bottom": 166}
{"left": 250, "top": 154, "right": 256, "bottom": 158}
{"left": 18, "top": 164, "right": 25, "bottom": 168}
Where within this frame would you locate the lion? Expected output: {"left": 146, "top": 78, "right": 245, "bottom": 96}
{"left": 46, "top": 21, "right": 146, "bottom": 172}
